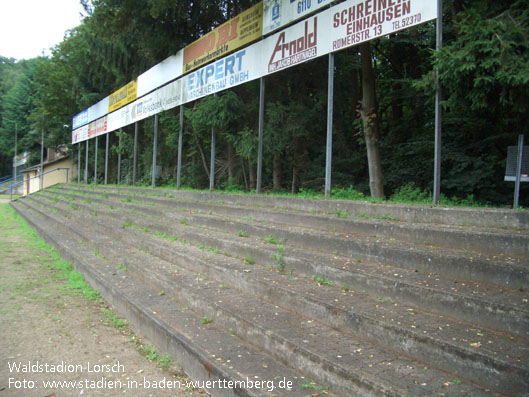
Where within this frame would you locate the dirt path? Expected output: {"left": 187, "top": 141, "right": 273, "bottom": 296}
{"left": 0, "top": 201, "right": 203, "bottom": 396}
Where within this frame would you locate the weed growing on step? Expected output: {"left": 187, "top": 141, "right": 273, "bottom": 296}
{"left": 312, "top": 275, "right": 335, "bottom": 287}
{"left": 272, "top": 245, "right": 285, "bottom": 272}
{"left": 101, "top": 307, "right": 128, "bottom": 328}
{"left": 92, "top": 249, "right": 104, "bottom": 259}
{"left": 179, "top": 219, "right": 190, "bottom": 226}
{"left": 237, "top": 230, "right": 248, "bottom": 238}
{"left": 263, "top": 235, "right": 284, "bottom": 245}
{"left": 334, "top": 208, "right": 350, "bottom": 218}
{"left": 244, "top": 257, "right": 255, "bottom": 265}
{"left": 201, "top": 316, "right": 213, "bottom": 325}
{"left": 71, "top": 204, "right": 80, "bottom": 210}
{"left": 117, "top": 263, "right": 127, "bottom": 272}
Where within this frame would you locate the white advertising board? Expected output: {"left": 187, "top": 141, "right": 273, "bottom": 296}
{"left": 87, "top": 97, "right": 109, "bottom": 124}
{"left": 263, "top": 0, "right": 335, "bottom": 36}
{"left": 72, "top": 124, "right": 88, "bottom": 144}
{"left": 137, "top": 50, "right": 184, "bottom": 97}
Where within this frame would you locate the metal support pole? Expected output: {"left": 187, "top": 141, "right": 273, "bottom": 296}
{"left": 152, "top": 115, "right": 158, "bottom": 188}
{"left": 433, "top": 0, "right": 443, "bottom": 205}
{"left": 257, "top": 77, "right": 265, "bottom": 193}
{"left": 177, "top": 106, "right": 184, "bottom": 189}
{"left": 325, "top": 53, "right": 335, "bottom": 197}
{"left": 14, "top": 123, "right": 17, "bottom": 181}
{"left": 117, "top": 132, "right": 122, "bottom": 184}
{"left": 78, "top": 143, "right": 81, "bottom": 183}
{"left": 85, "top": 140, "right": 89, "bottom": 184}
{"left": 40, "top": 123, "right": 44, "bottom": 190}
{"left": 105, "top": 133, "right": 109, "bottom": 184}
{"left": 94, "top": 136, "right": 98, "bottom": 184}
{"left": 514, "top": 135, "right": 524, "bottom": 210}
{"left": 210, "top": 124, "right": 216, "bottom": 191}
{"left": 132, "top": 123, "right": 138, "bottom": 185}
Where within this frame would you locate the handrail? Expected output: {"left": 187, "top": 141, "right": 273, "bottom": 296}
{"left": 0, "top": 174, "right": 23, "bottom": 186}
{"left": 0, "top": 175, "right": 13, "bottom": 183}
{"left": 10, "top": 167, "right": 70, "bottom": 201}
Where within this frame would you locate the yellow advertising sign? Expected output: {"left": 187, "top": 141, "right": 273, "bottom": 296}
{"left": 108, "top": 80, "right": 138, "bottom": 113}
{"left": 183, "top": 2, "right": 263, "bottom": 74}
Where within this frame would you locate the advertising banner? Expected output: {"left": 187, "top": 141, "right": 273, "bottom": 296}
{"left": 88, "top": 116, "right": 108, "bottom": 138}
{"left": 72, "top": 110, "right": 88, "bottom": 130}
{"left": 137, "top": 50, "right": 184, "bottom": 97}
{"left": 263, "top": 0, "right": 334, "bottom": 36}
{"left": 182, "top": 44, "right": 264, "bottom": 103}
{"left": 263, "top": 14, "right": 319, "bottom": 74}
{"left": 262, "top": 0, "right": 437, "bottom": 75}
{"left": 107, "top": 78, "right": 184, "bottom": 133}
{"left": 72, "top": 124, "right": 88, "bottom": 144}
{"left": 325, "top": 0, "right": 437, "bottom": 54}
{"left": 87, "top": 97, "right": 109, "bottom": 124}
{"left": 108, "top": 80, "right": 138, "bottom": 113}
{"left": 183, "top": 2, "right": 263, "bottom": 74}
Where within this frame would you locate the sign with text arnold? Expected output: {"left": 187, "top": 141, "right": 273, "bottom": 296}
{"left": 183, "top": 2, "right": 263, "bottom": 74}
{"left": 108, "top": 80, "right": 138, "bottom": 113}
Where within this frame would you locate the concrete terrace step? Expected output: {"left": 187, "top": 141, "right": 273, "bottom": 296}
{"left": 57, "top": 185, "right": 529, "bottom": 258}
{"left": 15, "top": 196, "right": 499, "bottom": 396}
{"left": 12, "top": 199, "right": 340, "bottom": 397}
{"left": 36, "top": 190, "right": 529, "bottom": 338}
{"left": 66, "top": 183, "right": 529, "bottom": 229}
{"left": 21, "top": 192, "right": 529, "bottom": 395}
{"left": 48, "top": 186, "right": 529, "bottom": 290}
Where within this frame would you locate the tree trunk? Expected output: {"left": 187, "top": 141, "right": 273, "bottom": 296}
{"left": 227, "top": 140, "right": 235, "bottom": 184}
{"left": 273, "top": 152, "right": 281, "bottom": 190}
{"left": 360, "top": 42, "right": 384, "bottom": 198}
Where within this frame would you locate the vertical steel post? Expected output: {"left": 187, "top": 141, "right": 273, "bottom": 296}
{"left": 94, "top": 136, "right": 98, "bottom": 184}
{"left": 105, "top": 133, "right": 109, "bottom": 184}
{"left": 257, "top": 77, "right": 265, "bottom": 193}
{"left": 40, "top": 122, "right": 44, "bottom": 190}
{"left": 325, "top": 53, "right": 335, "bottom": 197}
{"left": 78, "top": 143, "right": 81, "bottom": 183}
{"left": 210, "top": 125, "right": 216, "bottom": 191}
{"left": 14, "top": 123, "right": 17, "bottom": 181}
{"left": 433, "top": 0, "right": 443, "bottom": 205}
{"left": 177, "top": 106, "right": 184, "bottom": 189}
{"left": 132, "top": 123, "right": 138, "bottom": 185}
{"left": 117, "top": 132, "right": 122, "bottom": 184}
{"left": 85, "top": 140, "right": 89, "bottom": 184}
{"left": 514, "top": 135, "right": 524, "bottom": 210}
{"left": 152, "top": 115, "right": 158, "bottom": 188}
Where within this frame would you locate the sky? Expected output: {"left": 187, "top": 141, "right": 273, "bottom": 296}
{"left": 0, "top": 0, "right": 86, "bottom": 60}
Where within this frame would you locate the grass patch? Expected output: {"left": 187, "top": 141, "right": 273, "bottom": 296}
{"left": 201, "top": 316, "right": 213, "bottom": 325}
{"left": 272, "top": 245, "right": 285, "bottom": 272}
{"left": 243, "top": 256, "right": 255, "bottom": 265}
{"left": 312, "top": 275, "right": 335, "bottom": 287}
{"left": 262, "top": 235, "right": 284, "bottom": 245}
{"left": 101, "top": 307, "right": 128, "bottom": 328}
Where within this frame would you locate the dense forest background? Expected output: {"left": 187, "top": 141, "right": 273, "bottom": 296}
{"left": 0, "top": 0, "right": 528, "bottom": 206}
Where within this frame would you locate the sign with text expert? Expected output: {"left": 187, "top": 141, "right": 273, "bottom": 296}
{"left": 108, "top": 80, "right": 138, "bottom": 113}
{"left": 183, "top": 2, "right": 263, "bottom": 74}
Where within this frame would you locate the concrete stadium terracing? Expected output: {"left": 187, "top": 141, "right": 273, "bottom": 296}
{"left": 11, "top": 184, "right": 529, "bottom": 396}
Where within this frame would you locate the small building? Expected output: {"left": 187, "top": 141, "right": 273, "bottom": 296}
{"left": 21, "top": 148, "right": 78, "bottom": 196}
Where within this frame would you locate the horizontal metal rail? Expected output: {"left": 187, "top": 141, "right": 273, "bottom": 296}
{"left": 10, "top": 168, "right": 70, "bottom": 201}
